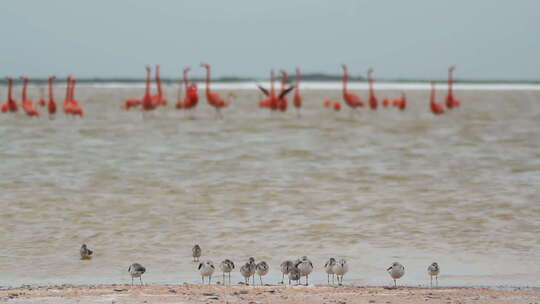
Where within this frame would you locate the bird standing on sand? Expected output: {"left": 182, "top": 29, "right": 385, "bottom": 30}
{"left": 240, "top": 257, "right": 256, "bottom": 285}
{"left": 280, "top": 260, "right": 294, "bottom": 284}
{"left": 324, "top": 258, "right": 336, "bottom": 284}
{"left": 295, "top": 256, "right": 314, "bottom": 286}
{"left": 192, "top": 244, "right": 201, "bottom": 262}
{"left": 332, "top": 259, "right": 348, "bottom": 286}
{"left": 387, "top": 262, "right": 405, "bottom": 288}
{"left": 80, "top": 244, "right": 93, "bottom": 260}
{"left": 198, "top": 260, "right": 215, "bottom": 285}
{"left": 128, "top": 263, "right": 146, "bottom": 286}
{"left": 428, "top": 262, "right": 440, "bottom": 287}
{"left": 288, "top": 266, "right": 301, "bottom": 285}
{"left": 219, "top": 259, "right": 235, "bottom": 285}
{"left": 256, "top": 261, "right": 269, "bottom": 285}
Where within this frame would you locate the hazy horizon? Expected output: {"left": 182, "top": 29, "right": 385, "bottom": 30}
{"left": 1, "top": 1, "right": 539, "bottom": 80}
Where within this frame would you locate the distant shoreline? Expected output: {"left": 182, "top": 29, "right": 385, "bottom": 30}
{"left": 1, "top": 75, "right": 539, "bottom": 85}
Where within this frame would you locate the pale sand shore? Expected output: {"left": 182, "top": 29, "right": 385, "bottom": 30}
{"left": 1, "top": 285, "right": 539, "bottom": 304}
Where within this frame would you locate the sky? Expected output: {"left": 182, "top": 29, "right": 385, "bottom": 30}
{"left": 1, "top": 0, "right": 539, "bottom": 80}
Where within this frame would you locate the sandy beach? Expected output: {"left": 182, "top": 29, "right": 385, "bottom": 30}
{"left": 1, "top": 284, "right": 539, "bottom": 304}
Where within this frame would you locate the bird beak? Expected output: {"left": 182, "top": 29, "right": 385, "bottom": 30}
{"left": 387, "top": 267, "right": 392, "bottom": 271}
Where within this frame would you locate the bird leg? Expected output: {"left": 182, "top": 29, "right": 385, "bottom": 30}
{"left": 260, "top": 275, "right": 263, "bottom": 286}
{"left": 140, "top": 277, "right": 143, "bottom": 286}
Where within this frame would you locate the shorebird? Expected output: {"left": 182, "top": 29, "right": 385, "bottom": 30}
{"left": 288, "top": 266, "right": 301, "bottom": 285}
{"left": 332, "top": 259, "right": 348, "bottom": 286}
{"left": 79, "top": 244, "right": 93, "bottom": 260}
{"left": 192, "top": 244, "right": 201, "bottom": 262}
{"left": 280, "top": 260, "right": 294, "bottom": 284}
{"left": 256, "top": 261, "right": 269, "bottom": 285}
{"left": 428, "top": 262, "right": 440, "bottom": 287}
{"left": 324, "top": 258, "right": 336, "bottom": 284}
{"left": 198, "top": 260, "right": 215, "bottom": 285}
{"left": 295, "top": 256, "right": 314, "bottom": 286}
{"left": 240, "top": 259, "right": 256, "bottom": 285}
{"left": 387, "top": 262, "right": 405, "bottom": 288}
{"left": 219, "top": 259, "right": 235, "bottom": 285}
{"left": 128, "top": 263, "right": 146, "bottom": 286}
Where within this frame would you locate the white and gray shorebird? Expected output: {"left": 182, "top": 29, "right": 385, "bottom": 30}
{"left": 324, "top": 258, "right": 336, "bottom": 284}
{"left": 295, "top": 256, "right": 314, "bottom": 286}
{"left": 256, "top": 261, "right": 269, "bottom": 285}
{"left": 219, "top": 259, "right": 235, "bottom": 285}
{"left": 427, "top": 262, "right": 440, "bottom": 287}
{"left": 80, "top": 244, "right": 93, "bottom": 260}
{"left": 239, "top": 257, "right": 256, "bottom": 285}
{"left": 288, "top": 266, "right": 301, "bottom": 285}
{"left": 280, "top": 260, "right": 294, "bottom": 284}
{"left": 198, "top": 260, "right": 215, "bottom": 285}
{"left": 128, "top": 263, "right": 146, "bottom": 286}
{"left": 332, "top": 259, "right": 349, "bottom": 286}
{"left": 192, "top": 244, "right": 201, "bottom": 262}
{"left": 387, "top": 262, "right": 405, "bottom": 288}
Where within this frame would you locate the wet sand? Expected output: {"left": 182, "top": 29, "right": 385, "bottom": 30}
{"left": 1, "top": 284, "right": 539, "bottom": 304}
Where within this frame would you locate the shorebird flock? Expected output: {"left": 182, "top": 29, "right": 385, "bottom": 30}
{"left": 1, "top": 64, "right": 461, "bottom": 119}
{"left": 79, "top": 244, "right": 441, "bottom": 288}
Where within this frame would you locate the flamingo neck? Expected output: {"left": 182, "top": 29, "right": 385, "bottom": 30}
{"left": 430, "top": 84, "right": 436, "bottom": 104}
{"left": 270, "top": 71, "right": 275, "bottom": 98}
{"left": 7, "top": 79, "right": 13, "bottom": 99}
{"left": 65, "top": 78, "right": 71, "bottom": 102}
{"left": 205, "top": 67, "right": 211, "bottom": 96}
{"left": 448, "top": 69, "right": 453, "bottom": 95}
{"left": 156, "top": 67, "right": 163, "bottom": 97}
{"left": 48, "top": 79, "right": 54, "bottom": 101}
{"left": 295, "top": 69, "right": 300, "bottom": 90}
{"left": 183, "top": 70, "right": 189, "bottom": 90}
{"left": 342, "top": 68, "right": 348, "bottom": 93}
{"left": 145, "top": 70, "right": 151, "bottom": 96}
{"left": 368, "top": 73, "right": 374, "bottom": 97}
{"left": 71, "top": 80, "right": 76, "bottom": 100}
{"left": 22, "top": 79, "right": 28, "bottom": 101}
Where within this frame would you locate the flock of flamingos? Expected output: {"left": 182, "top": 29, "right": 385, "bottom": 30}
{"left": 0, "top": 64, "right": 461, "bottom": 119}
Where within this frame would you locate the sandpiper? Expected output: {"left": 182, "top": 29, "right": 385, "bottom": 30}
{"left": 128, "top": 263, "right": 146, "bottom": 286}
{"left": 288, "top": 266, "right": 301, "bottom": 285}
{"left": 80, "top": 244, "right": 93, "bottom": 260}
{"left": 198, "top": 260, "right": 215, "bottom": 285}
{"left": 428, "top": 262, "right": 440, "bottom": 287}
{"left": 219, "top": 259, "right": 235, "bottom": 285}
{"left": 256, "top": 261, "right": 269, "bottom": 285}
{"left": 240, "top": 261, "right": 255, "bottom": 285}
{"left": 280, "top": 260, "right": 294, "bottom": 284}
{"left": 295, "top": 256, "right": 314, "bottom": 286}
{"left": 332, "top": 259, "right": 348, "bottom": 286}
{"left": 192, "top": 244, "right": 201, "bottom": 262}
{"left": 387, "top": 262, "right": 405, "bottom": 288}
{"left": 324, "top": 258, "right": 336, "bottom": 285}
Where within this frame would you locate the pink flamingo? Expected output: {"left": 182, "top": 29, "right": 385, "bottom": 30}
{"left": 430, "top": 82, "right": 445, "bottom": 115}
{"left": 201, "top": 63, "right": 233, "bottom": 118}
{"left": 152, "top": 64, "right": 167, "bottom": 107}
{"left": 176, "top": 67, "right": 199, "bottom": 110}
{"left": 367, "top": 68, "right": 377, "bottom": 110}
{"left": 277, "top": 70, "right": 289, "bottom": 112}
{"left": 341, "top": 65, "right": 364, "bottom": 112}
{"left": 293, "top": 68, "right": 302, "bottom": 116}
{"left": 141, "top": 66, "right": 156, "bottom": 113}
{"left": 1, "top": 77, "right": 18, "bottom": 113}
{"left": 445, "top": 66, "right": 461, "bottom": 109}
{"left": 69, "top": 78, "right": 84, "bottom": 117}
{"left": 47, "top": 76, "right": 57, "bottom": 119}
{"left": 20, "top": 76, "right": 39, "bottom": 117}
{"left": 257, "top": 70, "right": 294, "bottom": 112}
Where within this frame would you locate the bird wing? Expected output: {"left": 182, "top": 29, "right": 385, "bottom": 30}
{"left": 279, "top": 86, "right": 295, "bottom": 99}
{"left": 256, "top": 84, "right": 269, "bottom": 97}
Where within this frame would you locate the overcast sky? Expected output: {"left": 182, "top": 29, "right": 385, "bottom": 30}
{"left": 1, "top": 0, "right": 539, "bottom": 80}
